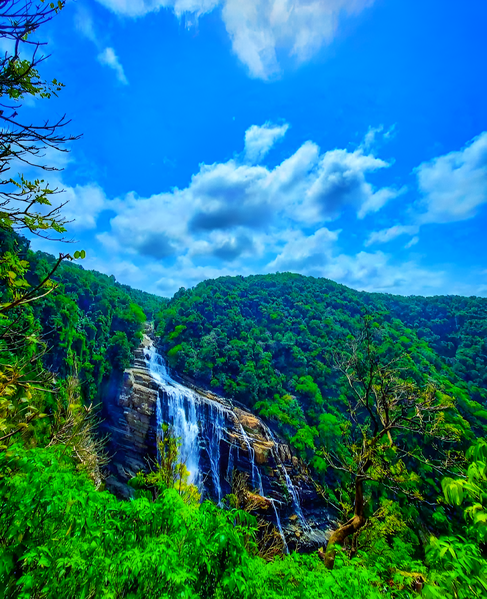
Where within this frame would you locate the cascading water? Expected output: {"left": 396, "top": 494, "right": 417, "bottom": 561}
{"left": 225, "top": 442, "right": 235, "bottom": 485}
{"left": 238, "top": 423, "right": 264, "bottom": 495}
{"left": 270, "top": 499, "right": 289, "bottom": 554}
{"left": 143, "top": 335, "right": 311, "bottom": 546}
{"left": 265, "top": 426, "right": 310, "bottom": 531}
{"left": 204, "top": 403, "right": 226, "bottom": 504}
{"left": 146, "top": 339, "right": 231, "bottom": 501}
{"left": 148, "top": 345, "right": 202, "bottom": 486}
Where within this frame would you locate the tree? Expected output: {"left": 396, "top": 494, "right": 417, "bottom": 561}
{"left": 320, "top": 317, "right": 462, "bottom": 569}
{"left": 129, "top": 423, "right": 201, "bottom": 505}
{"left": 0, "top": 0, "right": 84, "bottom": 317}
{"left": 0, "top": 0, "right": 79, "bottom": 238}
{"left": 0, "top": 0, "right": 81, "bottom": 449}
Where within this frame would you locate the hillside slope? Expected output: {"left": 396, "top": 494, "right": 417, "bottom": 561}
{"left": 156, "top": 273, "right": 487, "bottom": 448}
{"left": 1, "top": 229, "right": 166, "bottom": 403}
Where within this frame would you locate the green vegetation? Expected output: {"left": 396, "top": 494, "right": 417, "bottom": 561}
{"left": 156, "top": 273, "right": 487, "bottom": 442}
{"left": 153, "top": 273, "right": 487, "bottom": 596}
{"left": 1, "top": 2, "right": 486, "bottom": 598}
{"left": 1, "top": 228, "right": 163, "bottom": 404}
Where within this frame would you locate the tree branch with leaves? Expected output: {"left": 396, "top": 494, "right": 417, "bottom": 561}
{"left": 320, "top": 317, "right": 462, "bottom": 569}
{"left": 0, "top": 0, "right": 80, "bottom": 240}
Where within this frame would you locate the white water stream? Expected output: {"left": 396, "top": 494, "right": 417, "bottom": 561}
{"left": 144, "top": 337, "right": 308, "bottom": 545}
{"left": 146, "top": 341, "right": 229, "bottom": 503}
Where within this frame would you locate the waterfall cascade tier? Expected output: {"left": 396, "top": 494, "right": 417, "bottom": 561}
{"left": 103, "top": 332, "right": 333, "bottom": 551}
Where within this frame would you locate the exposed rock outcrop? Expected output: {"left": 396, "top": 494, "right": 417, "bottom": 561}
{"left": 103, "top": 330, "right": 333, "bottom": 550}
{"left": 102, "top": 335, "right": 159, "bottom": 498}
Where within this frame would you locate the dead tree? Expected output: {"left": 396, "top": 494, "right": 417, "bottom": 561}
{"left": 321, "top": 317, "right": 461, "bottom": 569}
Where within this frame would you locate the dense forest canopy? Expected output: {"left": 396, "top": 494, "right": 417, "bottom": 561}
{"left": 156, "top": 273, "right": 487, "bottom": 445}
{"left": 1, "top": 228, "right": 164, "bottom": 404}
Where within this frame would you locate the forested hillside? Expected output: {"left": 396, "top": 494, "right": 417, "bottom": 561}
{"left": 1, "top": 229, "right": 165, "bottom": 403}
{"left": 156, "top": 273, "right": 487, "bottom": 446}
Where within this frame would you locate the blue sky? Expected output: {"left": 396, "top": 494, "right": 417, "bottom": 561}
{"left": 25, "top": 0, "right": 487, "bottom": 297}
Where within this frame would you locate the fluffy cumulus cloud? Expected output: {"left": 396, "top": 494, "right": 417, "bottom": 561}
{"left": 29, "top": 121, "right": 480, "bottom": 297}
{"left": 366, "top": 132, "right": 487, "bottom": 249}
{"left": 79, "top": 123, "right": 445, "bottom": 295}
{"left": 324, "top": 252, "right": 445, "bottom": 294}
{"left": 94, "top": 0, "right": 375, "bottom": 79}
{"left": 97, "top": 47, "right": 128, "bottom": 84}
{"left": 264, "top": 228, "right": 445, "bottom": 294}
{"left": 221, "top": 0, "right": 375, "bottom": 79}
{"left": 244, "top": 122, "right": 289, "bottom": 164}
{"left": 415, "top": 131, "right": 487, "bottom": 224}
{"left": 266, "top": 227, "right": 340, "bottom": 273}
{"left": 304, "top": 149, "right": 400, "bottom": 221}
{"left": 8, "top": 151, "right": 111, "bottom": 233}
{"left": 61, "top": 183, "right": 111, "bottom": 231}
{"left": 96, "top": 123, "right": 400, "bottom": 271}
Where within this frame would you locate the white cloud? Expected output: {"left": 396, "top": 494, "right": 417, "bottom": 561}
{"left": 364, "top": 132, "right": 487, "bottom": 251}
{"left": 75, "top": 6, "right": 128, "bottom": 85}
{"left": 267, "top": 235, "right": 445, "bottom": 295}
{"left": 327, "top": 252, "right": 444, "bottom": 294}
{"left": 90, "top": 257, "right": 144, "bottom": 282}
{"left": 358, "top": 186, "right": 406, "bottom": 218}
{"left": 404, "top": 235, "right": 419, "bottom": 249}
{"left": 32, "top": 125, "right": 485, "bottom": 298}
{"left": 244, "top": 122, "right": 289, "bottom": 164}
{"left": 415, "top": 131, "right": 487, "bottom": 224}
{"left": 61, "top": 183, "right": 111, "bottom": 230}
{"left": 94, "top": 0, "right": 375, "bottom": 79}
{"left": 365, "top": 224, "right": 419, "bottom": 246}
{"left": 303, "top": 148, "right": 399, "bottom": 222}
{"left": 96, "top": 124, "right": 398, "bottom": 266}
{"left": 98, "top": 47, "right": 128, "bottom": 84}
{"left": 266, "top": 227, "right": 340, "bottom": 273}
{"left": 95, "top": 0, "right": 219, "bottom": 18}
{"left": 75, "top": 5, "right": 97, "bottom": 43}
{"left": 149, "top": 249, "right": 453, "bottom": 297}
{"left": 223, "top": 0, "right": 376, "bottom": 79}
{"left": 360, "top": 124, "right": 396, "bottom": 152}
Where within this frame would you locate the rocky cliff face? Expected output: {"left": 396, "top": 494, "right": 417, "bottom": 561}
{"left": 102, "top": 335, "right": 159, "bottom": 498}
{"left": 103, "top": 331, "right": 333, "bottom": 551}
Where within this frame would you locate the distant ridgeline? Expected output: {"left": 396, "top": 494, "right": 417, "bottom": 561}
{"left": 156, "top": 273, "right": 487, "bottom": 457}
{"left": 0, "top": 229, "right": 166, "bottom": 403}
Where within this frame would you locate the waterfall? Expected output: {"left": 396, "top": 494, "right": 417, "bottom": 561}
{"left": 238, "top": 423, "right": 264, "bottom": 495}
{"left": 270, "top": 499, "right": 289, "bottom": 554}
{"left": 149, "top": 346, "right": 201, "bottom": 486}
{"left": 265, "top": 427, "right": 309, "bottom": 531}
{"left": 146, "top": 340, "right": 230, "bottom": 500}
{"left": 143, "top": 336, "right": 309, "bottom": 545}
{"left": 205, "top": 403, "right": 226, "bottom": 504}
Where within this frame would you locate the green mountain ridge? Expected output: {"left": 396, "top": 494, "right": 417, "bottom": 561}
{"left": 155, "top": 273, "right": 487, "bottom": 454}
{"left": 3, "top": 234, "right": 487, "bottom": 598}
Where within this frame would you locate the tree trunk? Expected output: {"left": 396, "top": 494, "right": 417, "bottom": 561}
{"left": 322, "top": 477, "right": 366, "bottom": 569}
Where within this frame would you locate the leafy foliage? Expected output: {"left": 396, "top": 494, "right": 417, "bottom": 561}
{"left": 0, "top": 444, "right": 257, "bottom": 599}
{"left": 0, "top": 229, "right": 163, "bottom": 403}
{"left": 441, "top": 439, "right": 487, "bottom": 542}
{"left": 0, "top": 4, "right": 486, "bottom": 594}
{"left": 155, "top": 274, "right": 486, "bottom": 448}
